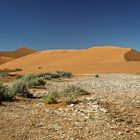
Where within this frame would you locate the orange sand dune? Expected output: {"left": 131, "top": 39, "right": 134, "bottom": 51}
{"left": 0, "top": 56, "right": 14, "bottom": 65}
{"left": 0, "top": 47, "right": 37, "bottom": 64}
{"left": 1, "top": 46, "right": 140, "bottom": 74}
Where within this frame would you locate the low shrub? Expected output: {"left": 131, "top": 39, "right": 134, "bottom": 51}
{"left": 44, "top": 74, "right": 52, "bottom": 80}
{"left": 43, "top": 91, "right": 59, "bottom": 104}
{"left": 56, "top": 71, "right": 72, "bottom": 78}
{"left": 62, "top": 85, "right": 90, "bottom": 97}
{"left": 50, "top": 73, "right": 60, "bottom": 79}
{"left": 14, "top": 68, "right": 23, "bottom": 71}
{"left": 22, "top": 73, "right": 46, "bottom": 88}
{"left": 65, "top": 95, "right": 78, "bottom": 104}
{"left": 11, "top": 80, "right": 33, "bottom": 98}
{"left": 0, "top": 82, "right": 15, "bottom": 101}
{"left": 0, "top": 72, "right": 10, "bottom": 77}
{"left": 22, "top": 73, "right": 38, "bottom": 81}
{"left": 27, "top": 78, "right": 46, "bottom": 88}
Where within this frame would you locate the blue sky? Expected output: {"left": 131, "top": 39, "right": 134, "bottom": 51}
{"left": 0, "top": 0, "right": 140, "bottom": 51}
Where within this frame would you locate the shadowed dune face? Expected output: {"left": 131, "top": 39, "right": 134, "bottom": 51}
{"left": 0, "top": 47, "right": 37, "bottom": 64}
{"left": 0, "top": 46, "right": 140, "bottom": 74}
{"left": 0, "top": 56, "right": 14, "bottom": 65}
{"left": 124, "top": 49, "right": 140, "bottom": 61}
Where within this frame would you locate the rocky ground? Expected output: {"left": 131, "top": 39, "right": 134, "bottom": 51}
{"left": 0, "top": 74, "right": 140, "bottom": 140}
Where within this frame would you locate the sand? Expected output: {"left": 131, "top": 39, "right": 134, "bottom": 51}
{"left": 0, "top": 47, "right": 36, "bottom": 64}
{"left": 0, "top": 46, "right": 140, "bottom": 74}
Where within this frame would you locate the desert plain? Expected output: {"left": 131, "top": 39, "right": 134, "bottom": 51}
{"left": 0, "top": 46, "right": 140, "bottom": 140}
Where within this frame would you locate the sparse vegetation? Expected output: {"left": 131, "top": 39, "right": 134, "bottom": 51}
{"left": 44, "top": 74, "right": 52, "bottom": 80}
{"left": 11, "top": 80, "right": 33, "bottom": 98}
{"left": 38, "top": 71, "right": 72, "bottom": 79}
{"left": 22, "top": 73, "right": 46, "bottom": 88}
{"left": 0, "top": 72, "right": 10, "bottom": 77}
{"left": 61, "top": 85, "right": 90, "bottom": 97}
{"left": 65, "top": 95, "right": 78, "bottom": 104}
{"left": 43, "top": 83, "right": 89, "bottom": 104}
{"left": 27, "top": 78, "right": 46, "bottom": 88}
{"left": 14, "top": 68, "right": 23, "bottom": 71}
{"left": 43, "top": 91, "right": 59, "bottom": 104}
{"left": 0, "top": 82, "right": 15, "bottom": 101}
{"left": 56, "top": 71, "right": 72, "bottom": 78}
{"left": 22, "top": 73, "right": 38, "bottom": 81}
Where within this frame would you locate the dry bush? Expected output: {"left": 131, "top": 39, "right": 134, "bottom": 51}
{"left": 0, "top": 82, "right": 15, "bottom": 101}
{"left": 11, "top": 80, "right": 33, "bottom": 98}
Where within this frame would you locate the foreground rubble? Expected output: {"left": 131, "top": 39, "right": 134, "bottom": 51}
{"left": 0, "top": 74, "right": 140, "bottom": 140}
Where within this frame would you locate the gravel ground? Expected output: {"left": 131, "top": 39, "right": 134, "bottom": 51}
{"left": 0, "top": 74, "right": 140, "bottom": 140}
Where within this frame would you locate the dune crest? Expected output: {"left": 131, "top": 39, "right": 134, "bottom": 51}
{"left": 0, "top": 47, "right": 37, "bottom": 64}
{"left": 1, "top": 46, "right": 140, "bottom": 74}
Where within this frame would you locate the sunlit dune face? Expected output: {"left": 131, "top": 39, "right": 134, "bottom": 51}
{"left": 1, "top": 46, "right": 140, "bottom": 74}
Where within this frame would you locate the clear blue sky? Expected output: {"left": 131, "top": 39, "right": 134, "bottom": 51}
{"left": 0, "top": 0, "right": 140, "bottom": 51}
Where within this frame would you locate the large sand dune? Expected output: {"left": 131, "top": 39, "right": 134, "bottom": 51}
{"left": 0, "top": 46, "right": 140, "bottom": 74}
{"left": 0, "top": 47, "right": 36, "bottom": 64}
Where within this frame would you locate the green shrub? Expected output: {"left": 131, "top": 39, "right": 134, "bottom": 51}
{"left": 0, "top": 82, "right": 15, "bottom": 101}
{"left": 22, "top": 73, "right": 38, "bottom": 81}
{"left": 14, "top": 68, "right": 23, "bottom": 71}
{"left": 22, "top": 73, "right": 46, "bottom": 88}
{"left": 11, "top": 80, "right": 33, "bottom": 98}
{"left": 50, "top": 73, "right": 60, "bottom": 79}
{"left": 62, "top": 85, "right": 90, "bottom": 97}
{"left": 0, "top": 72, "right": 10, "bottom": 77}
{"left": 43, "top": 91, "right": 59, "bottom": 104}
{"left": 27, "top": 78, "right": 46, "bottom": 88}
{"left": 65, "top": 95, "right": 78, "bottom": 104}
{"left": 56, "top": 71, "right": 72, "bottom": 78}
{"left": 44, "top": 75, "right": 52, "bottom": 80}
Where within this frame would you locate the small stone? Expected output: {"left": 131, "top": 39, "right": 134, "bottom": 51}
{"left": 68, "top": 104, "right": 75, "bottom": 107}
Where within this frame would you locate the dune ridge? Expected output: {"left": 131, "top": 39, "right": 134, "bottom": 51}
{"left": 1, "top": 46, "right": 140, "bottom": 74}
{"left": 0, "top": 47, "right": 37, "bottom": 64}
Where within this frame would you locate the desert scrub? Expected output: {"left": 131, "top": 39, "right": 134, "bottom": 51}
{"left": 22, "top": 73, "right": 46, "bottom": 88}
{"left": 14, "top": 68, "right": 23, "bottom": 71}
{"left": 56, "top": 71, "right": 72, "bottom": 78}
{"left": 26, "top": 78, "right": 46, "bottom": 88}
{"left": 0, "top": 82, "right": 15, "bottom": 101}
{"left": 65, "top": 95, "right": 78, "bottom": 104}
{"left": 61, "top": 84, "right": 90, "bottom": 97}
{"left": 0, "top": 72, "right": 10, "bottom": 77}
{"left": 22, "top": 73, "right": 38, "bottom": 81}
{"left": 44, "top": 74, "right": 52, "bottom": 80}
{"left": 50, "top": 73, "right": 60, "bottom": 79}
{"left": 43, "top": 91, "right": 59, "bottom": 104}
{"left": 11, "top": 80, "right": 33, "bottom": 98}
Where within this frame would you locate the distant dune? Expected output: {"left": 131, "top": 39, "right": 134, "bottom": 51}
{"left": 0, "top": 56, "right": 14, "bottom": 65}
{"left": 0, "top": 46, "right": 140, "bottom": 74}
{"left": 0, "top": 47, "right": 36, "bottom": 64}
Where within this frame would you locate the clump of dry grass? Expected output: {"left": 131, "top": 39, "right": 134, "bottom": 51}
{"left": 11, "top": 80, "right": 33, "bottom": 98}
{"left": 43, "top": 82, "right": 90, "bottom": 104}
{"left": 0, "top": 82, "right": 15, "bottom": 101}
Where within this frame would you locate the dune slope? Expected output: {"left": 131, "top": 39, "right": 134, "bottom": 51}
{"left": 0, "top": 47, "right": 37, "bottom": 64}
{"left": 1, "top": 46, "right": 140, "bottom": 74}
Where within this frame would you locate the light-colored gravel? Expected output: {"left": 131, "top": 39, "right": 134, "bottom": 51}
{"left": 0, "top": 74, "right": 140, "bottom": 140}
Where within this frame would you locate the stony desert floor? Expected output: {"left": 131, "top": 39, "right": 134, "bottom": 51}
{"left": 0, "top": 74, "right": 140, "bottom": 140}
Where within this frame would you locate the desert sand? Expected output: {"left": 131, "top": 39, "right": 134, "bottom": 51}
{"left": 0, "top": 47, "right": 36, "bottom": 64}
{"left": 0, "top": 46, "right": 140, "bottom": 74}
